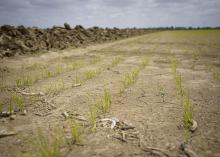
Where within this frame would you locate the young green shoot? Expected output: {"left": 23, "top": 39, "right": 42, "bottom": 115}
{"left": 68, "top": 60, "right": 84, "bottom": 70}
{"left": 84, "top": 69, "right": 100, "bottom": 80}
{"left": 72, "top": 72, "right": 81, "bottom": 87}
{"left": 140, "top": 56, "right": 150, "bottom": 69}
{"left": 120, "top": 68, "right": 140, "bottom": 93}
{"left": 111, "top": 57, "right": 123, "bottom": 67}
{"left": 159, "top": 87, "right": 166, "bottom": 102}
{"left": 89, "top": 106, "right": 97, "bottom": 132}
{"left": 21, "top": 129, "right": 63, "bottom": 157}
{"left": 46, "top": 80, "right": 65, "bottom": 95}
{"left": 54, "top": 66, "right": 64, "bottom": 76}
{"left": 175, "top": 73, "right": 183, "bottom": 96}
{"left": 70, "top": 120, "right": 82, "bottom": 144}
{"left": 8, "top": 100, "right": 14, "bottom": 115}
{"left": 96, "top": 89, "right": 112, "bottom": 113}
{"left": 12, "top": 94, "right": 25, "bottom": 111}
{"left": 213, "top": 71, "right": 220, "bottom": 81}
{"left": 16, "top": 76, "right": 33, "bottom": 87}
{"left": 182, "top": 91, "right": 193, "bottom": 128}
{"left": 170, "top": 54, "right": 194, "bottom": 131}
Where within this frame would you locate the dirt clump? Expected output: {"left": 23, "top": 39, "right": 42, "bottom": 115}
{"left": 0, "top": 24, "right": 153, "bottom": 58}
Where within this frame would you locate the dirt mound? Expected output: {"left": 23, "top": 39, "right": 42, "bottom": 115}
{"left": 0, "top": 24, "right": 153, "bottom": 57}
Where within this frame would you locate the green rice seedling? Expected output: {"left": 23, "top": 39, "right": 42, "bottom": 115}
{"left": 16, "top": 76, "right": 33, "bottom": 87}
{"left": 111, "top": 57, "right": 123, "bottom": 67}
{"left": 159, "top": 87, "right": 166, "bottom": 102}
{"left": 84, "top": 69, "right": 99, "bottom": 80}
{"left": 8, "top": 100, "right": 14, "bottom": 114}
{"left": 120, "top": 69, "right": 140, "bottom": 94}
{"left": 12, "top": 94, "right": 25, "bottom": 111}
{"left": 206, "top": 64, "right": 213, "bottom": 73}
{"left": 54, "top": 66, "right": 64, "bottom": 76}
{"left": 171, "top": 58, "right": 178, "bottom": 75}
{"left": 121, "top": 73, "right": 132, "bottom": 90}
{"left": 140, "top": 56, "right": 150, "bottom": 69}
{"left": 89, "top": 106, "right": 97, "bottom": 132}
{"left": 169, "top": 54, "right": 194, "bottom": 130}
{"left": 213, "top": 71, "right": 220, "bottom": 81}
{"left": 121, "top": 69, "right": 139, "bottom": 89}
{"left": 72, "top": 73, "right": 81, "bottom": 87}
{"left": 97, "top": 89, "right": 112, "bottom": 113}
{"left": 43, "top": 66, "right": 64, "bottom": 79}
{"left": 43, "top": 69, "right": 54, "bottom": 78}
{"left": 131, "top": 69, "right": 140, "bottom": 80}
{"left": 102, "top": 89, "right": 112, "bottom": 113}
{"left": 20, "top": 129, "right": 63, "bottom": 157}
{"left": 175, "top": 73, "right": 183, "bottom": 96}
{"left": 68, "top": 60, "right": 84, "bottom": 70}
{"left": 70, "top": 120, "right": 82, "bottom": 144}
{"left": 46, "top": 80, "right": 65, "bottom": 95}
{"left": 182, "top": 92, "right": 193, "bottom": 128}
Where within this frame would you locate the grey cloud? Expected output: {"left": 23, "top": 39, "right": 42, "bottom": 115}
{"left": 101, "top": 0, "right": 136, "bottom": 7}
{"left": 0, "top": 0, "right": 31, "bottom": 10}
{"left": 0, "top": 0, "right": 220, "bottom": 28}
{"left": 29, "top": 0, "right": 88, "bottom": 8}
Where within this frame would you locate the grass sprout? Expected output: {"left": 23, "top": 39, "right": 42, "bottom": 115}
{"left": 111, "top": 57, "right": 123, "bottom": 67}
{"left": 89, "top": 106, "right": 97, "bottom": 132}
{"left": 46, "top": 80, "right": 65, "bottom": 95}
{"left": 84, "top": 69, "right": 100, "bottom": 80}
{"left": 43, "top": 70, "right": 53, "bottom": 78}
{"left": 96, "top": 89, "right": 112, "bottom": 113}
{"left": 175, "top": 73, "right": 183, "bottom": 96}
{"left": 68, "top": 61, "right": 84, "bottom": 70}
{"left": 213, "top": 71, "right": 220, "bottom": 81}
{"left": 159, "top": 87, "right": 166, "bottom": 102}
{"left": 171, "top": 58, "right": 179, "bottom": 75}
{"left": 140, "top": 56, "right": 150, "bottom": 69}
{"left": 170, "top": 54, "right": 194, "bottom": 130}
{"left": 70, "top": 121, "right": 82, "bottom": 144}
{"left": 120, "top": 68, "right": 140, "bottom": 93}
{"left": 54, "top": 66, "right": 64, "bottom": 76}
{"left": 182, "top": 91, "right": 193, "bottom": 128}
{"left": 72, "top": 73, "right": 81, "bottom": 87}
{"left": 22, "top": 63, "right": 44, "bottom": 70}
{"left": 16, "top": 76, "right": 33, "bottom": 87}
{"left": 8, "top": 100, "right": 14, "bottom": 114}
{"left": 12, "top": 94, "right": 25, "bottom": 111}
{"left": 19, "top": 129, "right": 63, "bottom": 157}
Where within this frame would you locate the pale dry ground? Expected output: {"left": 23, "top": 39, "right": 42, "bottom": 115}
{"left": 0, "top": 30, "right": 220, "bottom": 157}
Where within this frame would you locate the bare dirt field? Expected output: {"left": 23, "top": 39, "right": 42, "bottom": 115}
{"left": 0, "top": 30, "right": 220, "bottom": 157}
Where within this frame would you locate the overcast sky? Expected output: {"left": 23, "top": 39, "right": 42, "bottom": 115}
{"left": 0, "top": 0, "right": 220, "bottom": 28}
